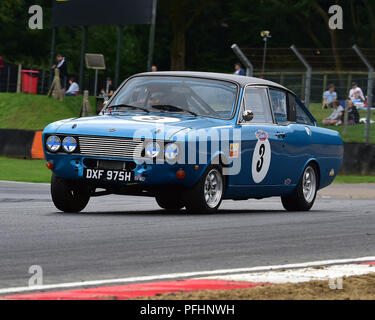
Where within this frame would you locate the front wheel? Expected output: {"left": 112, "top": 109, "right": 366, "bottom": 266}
{"left": 51, "top": 174, "right": 91, "bottom": 213}
{"left": 184, "top": 165, "right": 224, "bottom": 214}
{"left": 155, "top": 192, "right": 184, "bottom": 211}
{"left": 281, "top": 164, "right": 318, "bottom": 211}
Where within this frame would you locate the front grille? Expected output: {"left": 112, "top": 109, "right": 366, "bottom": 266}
{"left": 83, "top": 159, "right": 137, "bottom": 171}
{"left": 78, "top": 136, "right": 144, "bottom": 159}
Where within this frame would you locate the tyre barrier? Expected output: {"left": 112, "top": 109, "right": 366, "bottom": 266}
{"left": 0, "top": 129, "right": 44, "bottom": 159}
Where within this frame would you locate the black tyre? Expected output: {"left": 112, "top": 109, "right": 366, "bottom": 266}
{"left": 184, "top": 165, "right": 224, "bottom": 214}
{"left": 281, "top": 164, "right": 318, "bottom": 211}
{"left": 51, "top": 174, "right": 91, "bottom": 213}
{"left": 155, "top": 192, "right": 184, "bottom": 211}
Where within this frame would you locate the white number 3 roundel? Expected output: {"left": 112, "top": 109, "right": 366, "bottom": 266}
{"left": 251, "top": 139, "right": 271, "bottom": 183}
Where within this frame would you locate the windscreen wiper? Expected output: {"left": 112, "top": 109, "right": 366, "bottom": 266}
{"left": 150, "top": 104, "right": 197, "bottom": 116}
{"left": 108, "top": 104, "right": 150, "bottom": 113}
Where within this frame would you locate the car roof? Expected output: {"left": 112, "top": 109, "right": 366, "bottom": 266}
{"left": 134, "top": 71, "right": 292, "bottom": 93}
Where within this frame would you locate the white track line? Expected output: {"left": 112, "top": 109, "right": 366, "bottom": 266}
{"left": 0, "top": 180, "right": 49, "bottom": 186}
{"left": 0, "top": 256, "right": 374, "bottom": 295}
{"left": 201, "top": 264, "right": 375, "bottom": 283}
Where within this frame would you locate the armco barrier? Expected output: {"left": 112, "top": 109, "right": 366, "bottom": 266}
{"left": 0, "top": 131, "right": 374, "bottom": 173}
{"left": 341, "top": 142, "right": 375, "bottom": 175}
{"left": 0, "top": 129, "right": 44, "bottom": 159}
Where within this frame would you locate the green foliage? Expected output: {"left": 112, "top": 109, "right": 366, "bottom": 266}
{"left": 1, "top": 1, "right": 375, "bottom": 75}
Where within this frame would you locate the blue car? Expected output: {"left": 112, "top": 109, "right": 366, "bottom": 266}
{"left": 43, "top": 71, "right": 343, "bottom": 213}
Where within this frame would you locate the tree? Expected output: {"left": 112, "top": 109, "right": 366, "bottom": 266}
{"left": 162, "top": 0, "right": 212, "bottom": 70}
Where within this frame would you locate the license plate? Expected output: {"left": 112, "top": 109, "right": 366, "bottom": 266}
{"left": 84, "top": 169, "right": 133, "bottom": 182}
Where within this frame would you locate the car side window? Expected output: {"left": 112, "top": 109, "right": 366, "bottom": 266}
{"left": 241, "top": 87, "right": 272, "bottom": 123}
{"left": 269, "top": 89, "right": 287, "bottom": 124}
{"left": 295, "top": 101, "right": 314, "bottom": 125}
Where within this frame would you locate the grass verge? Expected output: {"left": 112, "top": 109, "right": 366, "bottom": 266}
{"left": 0, "top": 93, "right": 95, "bottom": 130}
{"left": 334, "top": 175, "right": 375, "bottom": 183}
{"left": 138, "top": 273, "right": 375, "bottom": 300}
{"left": 0, "top": 157, "right": 51, "bottom": 183}
{"left": 309, "top": 103, "right": 375, "bottom": 143}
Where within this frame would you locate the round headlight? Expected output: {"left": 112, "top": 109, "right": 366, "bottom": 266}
{"left": 46, "top": 135, "right": 61, "bottom": 152}
{"left": 62, "top": 136, "right": 77, "bottom": 153}
{"left": 164, "top": 143, "right": 179, "bottom": 161}
{"left": 145, "top": 142, "right": 161, "bottom": 158}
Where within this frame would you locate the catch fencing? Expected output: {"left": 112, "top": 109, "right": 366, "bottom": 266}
{"left": 255, "top": 71, "right": 369, "bottom": 103}
{"left": 0, "top": 60, "right": 110, "bottom": 96}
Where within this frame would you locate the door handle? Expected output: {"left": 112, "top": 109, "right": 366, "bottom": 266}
{"left": 275, "top": 132, "right": 286, "bottom": 139}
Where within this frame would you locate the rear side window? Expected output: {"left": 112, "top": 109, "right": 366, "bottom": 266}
{"left": 296, "top": 102, "right": 314, "bottom": 125}
{"left": 241, "top": 87, "right": 272, "bottom": 123}
{"left": 269, "top": 89, "right": 287, "bottom": 124}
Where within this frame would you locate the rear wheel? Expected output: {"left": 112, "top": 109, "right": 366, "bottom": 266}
{"left": 51, "top": 174, "right": 91, "bottom": 213}
{"left": 281, "top": 164, "right": 318, "bottom": 211}
{"left": 184, "top": 165, "right": 224, "bottom": 214}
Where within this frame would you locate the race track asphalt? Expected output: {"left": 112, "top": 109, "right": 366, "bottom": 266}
{"left": 0, "top": 181, "right": 374, "bottom": 289}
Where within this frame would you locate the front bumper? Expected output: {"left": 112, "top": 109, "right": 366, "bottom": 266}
{"left": 44, "top": 152, "right": 205, "bottom": 187}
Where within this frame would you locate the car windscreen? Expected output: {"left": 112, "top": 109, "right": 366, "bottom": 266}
{"left": 109, "top": 76, "right": 239, "bottom": 119}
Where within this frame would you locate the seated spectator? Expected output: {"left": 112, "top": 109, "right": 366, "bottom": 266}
{"left": 322, "top": 100, "right": 344, "bottom": 126}
{"left": 349, "top": 82, "right": 365, "bottom": 102}
{"left": 322, "top": 83, "right": 337, "bottom": 109}
{"left": 339, "top": 100, "right": 360, "bottom": 125}
{"left": 352, "top": 89, "right": 365, "bottom": 108}
{"left": 65, "top": 77, "right": 79, "bottom": 96}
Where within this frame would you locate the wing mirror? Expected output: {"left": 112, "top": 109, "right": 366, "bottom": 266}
{"left": 242, "top": 109, "right": 254, "bottom": 122}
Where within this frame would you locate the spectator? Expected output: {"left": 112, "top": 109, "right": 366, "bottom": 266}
{"left": 100, "top": 78, "right": 116, "bottom": 98}
{"left": 340, "top": 100, "right": 360, "bottom": 125}
{"left": 322, "top": 100, "right": 344, "bottom": 126}
{"left": 65, "top": 77, "right": 79, "bottom": 96}
{"left": 233, "top": 62, "right": 245, "bottom": 76}
{"left": 52, "top": 53, "right": 68, "bottom": 91}
{"left": 352, "top": 89, "right": 365, "bottom": 108}
{"left": 322, "top": 83, "right": 337, "bottom": 109}
{"left": 349, "top": 82, "right": 365, "bottom": 103}
{"left": 151, "top": 65, "right": 158, "bottom": 72}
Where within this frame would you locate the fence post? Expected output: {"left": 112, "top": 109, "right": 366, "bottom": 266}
{"left": 80, "top": 90, "right": 93, "bottom": 117}
{"left": 231, "top": 44, "right": 254, "bottom": 77}
{"left": 301, "top": 73, "right": 306, "bottom": 98}
{"left": 290, "top": 45, "right": 312, "bottom": 108}
{"left": 6, "top": 66, "right": 10, "bottom": 92}
{"left": 40, "top": 70, "right": 45, "bottom": 95}
{"left": 343, "top": 100, "right": 349, "bottom": 136}
{"left": 346, "top": 73, "right": 352, "bottom": 98}
{"left": 352, "top": 45, "right": 373, "bottom": 144}
{"left": 16, "top": 64, "right": 22, "bottom": 93}
{"left": 322, "top": 73, "right": 327, "bottom": 95}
